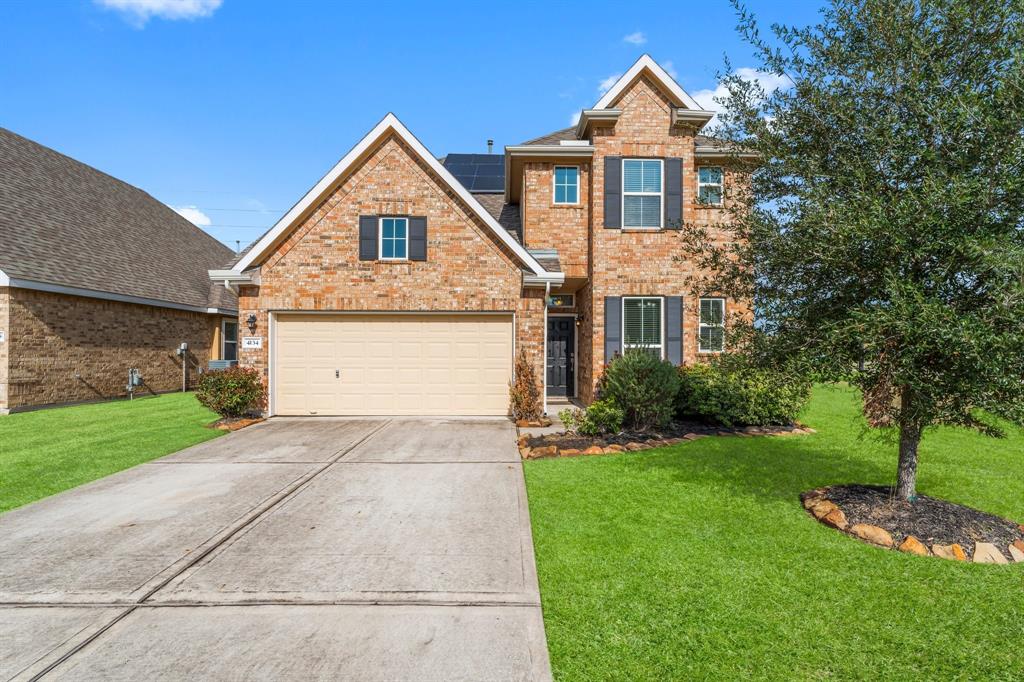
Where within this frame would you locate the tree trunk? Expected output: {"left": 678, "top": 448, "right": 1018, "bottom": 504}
{"left": 896, "top": 421, "right": 921, "bottom": 501}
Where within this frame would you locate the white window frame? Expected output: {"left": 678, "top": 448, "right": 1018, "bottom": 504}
{"left": 552, "top": 165, "right": 580, "bottom": 205}
{"left": 621, "top": 158, "right": 664, "bottom": 229}
{"left": 697, "top": 166, "right": 725, "bottom": 207}
{"left": 698, "top": 297, "right": 726, "bottom": 353}
{"left": 378, "top": 216, "right": 409, "bottom": 261}
{"left": 221, "top": 319, "right": 238, "bottom": 361}
{"left": 622, "top": 296, "right": 665, "bottom": 358}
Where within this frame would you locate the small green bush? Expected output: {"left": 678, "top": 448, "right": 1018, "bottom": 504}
{"left": 560, "top": 399, "right": 625, "bottom": 436}
{"left": 676, "top": 358, "right": 811, "bottom": 427}
{"left": 195, "top": 366, "right": 266, "bottom": 418}
{"left": 602, "top": 350, "right": 681, "bottom": 431}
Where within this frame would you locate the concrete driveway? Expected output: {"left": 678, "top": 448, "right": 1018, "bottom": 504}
{"left": 0, "top": 418, "right": 551, "bottom": 681}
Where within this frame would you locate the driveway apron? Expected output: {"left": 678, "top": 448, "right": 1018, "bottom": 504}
{"left": 0, "top": 417, "right": 551, "bottom": 681}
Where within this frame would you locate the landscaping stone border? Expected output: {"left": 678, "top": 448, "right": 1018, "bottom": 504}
{"left": 518, "top": 423, "right": 816, "bottom": 460}
{"left": 802, "top": 486, "right": 1024, "bottom": 564}
{"left": 211, "top": 417, "right": 265, "bottom": 432}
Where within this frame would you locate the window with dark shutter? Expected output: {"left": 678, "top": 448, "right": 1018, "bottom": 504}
{"left": 604, "top": 296, "right": 622, "bottom": 362}
{"left": 409, "top": 216, "right": 427, "bottom": 261}
{"left": 665, "top": 158, "right": 682, "bottom": 228}
{"left": 604, "top": 157, "right": 622, "bottom": 228}
{"left": 358, "top": 215, "right": 378, "bottom": 260}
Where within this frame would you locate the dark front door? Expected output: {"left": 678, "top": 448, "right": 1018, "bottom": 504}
{"left": 547, "top": 317, "right": 575, "bottom": 397}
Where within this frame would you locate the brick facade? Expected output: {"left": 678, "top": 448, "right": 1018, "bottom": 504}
{"left": 237, "top": 133, "right": 548, "bottom": 403}
{"left": 521, "top": 161, "right": 590, "bottom": 278}
{"left": 0, "top": 288, "right": 226, "bottom": 412}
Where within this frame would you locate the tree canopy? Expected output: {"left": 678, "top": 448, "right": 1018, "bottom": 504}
{"left": 685, "top": 0, "right": 1024, "bottom": 499}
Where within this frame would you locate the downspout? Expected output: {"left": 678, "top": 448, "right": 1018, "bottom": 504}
{"left": 543, "top": 281, "right": 550, "bottom": 416}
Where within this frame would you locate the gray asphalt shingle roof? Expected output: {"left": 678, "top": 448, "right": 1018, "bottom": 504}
{"left": 0, "top": 127, "right": 237, "bottom": 311}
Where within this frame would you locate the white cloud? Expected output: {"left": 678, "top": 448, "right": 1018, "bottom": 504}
{"left": 95, "top": 0, "right": 222, "bottom": 26}
{"left": 598, "top": 73, "right": 622, "bottom": 95}
{"left": 172, "top": 205, "right": 212, "bottom": 226}
{"left": 662, "top": 60, "right": 679, "bottom": 79}
{"left": 569, "top": 110, "right": 582, "bottom": 126}
{"left": 623, "top": 31, "right": 647, "bottom": 46}
{"left": 691, "top": 67, "right": 790, "bottom": 125}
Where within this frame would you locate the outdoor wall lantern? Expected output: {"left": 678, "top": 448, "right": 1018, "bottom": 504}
{"left": 246, "top": 314, "right": 257, "bottom": 333}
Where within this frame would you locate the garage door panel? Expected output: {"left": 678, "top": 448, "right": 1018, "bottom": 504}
{"left": 275, "top": 314, "right": 513, "bottom": 416}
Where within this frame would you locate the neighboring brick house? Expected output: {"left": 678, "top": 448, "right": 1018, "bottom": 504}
{"left": 212, "top": 55, "right": 751, "bottom": 416}
{"left": 0, "top": 128, "right": 238, "bottom": 414}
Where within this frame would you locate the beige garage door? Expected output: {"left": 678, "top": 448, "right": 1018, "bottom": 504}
{"left": 274, "top": 314, "right": 514, "bottom": 416}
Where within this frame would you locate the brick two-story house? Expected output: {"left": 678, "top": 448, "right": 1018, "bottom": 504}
{"left": 211, "top": 55, "right": 750, "bottom": 416}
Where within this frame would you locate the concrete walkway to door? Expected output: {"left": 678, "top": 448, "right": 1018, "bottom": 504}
{"left": 0, "top": 418, "right": 551, "bottom": 681}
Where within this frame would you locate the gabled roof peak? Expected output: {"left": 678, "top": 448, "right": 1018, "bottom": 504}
{"left": 593, "top": 54, "right": 704, "bottom": 111}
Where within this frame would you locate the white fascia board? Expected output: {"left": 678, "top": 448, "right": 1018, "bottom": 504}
{"left": 208, "top": 269, "right": 253, "bottom": 283}
{"left": 504, "top": 145, "right": 595, "bottom": 157}
{"left": 523, "top": 272, "right": 565, "bottom": 287}
{"left": 573, "top": 109, "right": 621, "bottom": 138}
{"left": 593, "top": 54, "right": 703, "bottom": 111}
{"left": 6, "top": 277, "right": 237, "bottom": 315}
{"left": 234, "top": 113, "right": 550, "bottom": 277}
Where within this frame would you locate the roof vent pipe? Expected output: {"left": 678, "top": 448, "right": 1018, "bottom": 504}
{"left": 487, "top": 139, "right": 494, "bottom": 154}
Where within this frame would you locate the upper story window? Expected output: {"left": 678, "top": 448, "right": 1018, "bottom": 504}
{"left": 553, "top": 166, "right": 579, "bottom": 204}
{"left": 698, "top": 167, "right": 724, "bottom": 206}
{"left": 622, "top": 159, "right": 663, "bottom": 228}
{"left": 379, "top": 217, "right": 408, "bottom": 260}
{"left": 699, "top": 297, "right": 725, "bottom": 353}
{"left": 623, "top": 296, "right": 663, "bottom": 357}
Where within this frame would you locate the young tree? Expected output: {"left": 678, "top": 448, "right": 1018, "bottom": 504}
{"left": 684, "top": 0, "right": 1024, "bottom": 500}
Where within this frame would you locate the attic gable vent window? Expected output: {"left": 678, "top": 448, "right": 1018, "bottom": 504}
{"left": 622, "top": 159, "right": 663, "bottom": 228}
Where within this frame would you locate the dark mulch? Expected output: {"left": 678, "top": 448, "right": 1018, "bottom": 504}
{"left": 827, "top": 484, "right": 1024, "bottom": 560}
{"left": 525, "top": 420, "right": 803, "bottom": 451}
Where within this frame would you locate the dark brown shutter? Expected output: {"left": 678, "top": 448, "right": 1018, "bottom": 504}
{"left": 409, "top": 216, "right": 427, "bottom": 261}
{"left": 665, "top": 158, "right": 682, "bottom": 229}
{"left": 604, "top": 157, "right": 622, "bottom": 228}
{"left": 604, "top": 296, "right": 622, "bottom": 363}
{"left": 665, "top": 296, "right": 682, "bottom": 364}
{"left": 358, "top": 215, "right": 378, "bottom": 260}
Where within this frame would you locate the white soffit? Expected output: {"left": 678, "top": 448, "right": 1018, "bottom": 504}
{"left": 593, "top": 54, "right": 703, "bottom": 111}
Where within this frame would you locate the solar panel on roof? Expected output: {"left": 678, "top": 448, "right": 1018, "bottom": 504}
{"left": 442, "top": 152, "right": 506, "bottom": 193}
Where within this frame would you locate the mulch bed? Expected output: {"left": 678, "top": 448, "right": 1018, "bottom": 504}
{"left": 520, "top": 421, "right": 814, "bottom": 459}
{"left": 804, "top": 484, "right": 1024, "bottom": 562}
{"left": 210, "top": 417, "right": 265, "bottom": 431}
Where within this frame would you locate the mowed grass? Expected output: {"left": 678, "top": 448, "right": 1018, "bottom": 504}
{"left": 524, "top": 385, "right": 1024, "bottom": 680}
{"left": 0, "top": 393, "right": 222, "bottom": 513}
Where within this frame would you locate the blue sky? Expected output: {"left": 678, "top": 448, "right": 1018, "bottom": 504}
{"left": 0, "top": 0, "right": 823, "bottom": 250}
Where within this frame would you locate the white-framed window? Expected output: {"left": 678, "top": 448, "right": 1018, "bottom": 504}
{"left": 379, "top": 217, "right": 408, "bottom": 260}
{"left": 699, "top": 297, "right": 726, "bottom": 353}
{"left": 622, "top": 296, "right": 663, "bottom": 357}
{"left": 698, "top": 166, "right": 724, "bottom": 206}
{"left": 553, "top": 166, "right": 579, "bottom": 204}
{"left": 622, "top": 159, "right": 663, "bottom": 228}
{"left": 222, "top": 319, "right": 238, "bottom": 362}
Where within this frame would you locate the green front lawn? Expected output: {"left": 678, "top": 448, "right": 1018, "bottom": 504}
{"left": 0, "top": 393, "right": 222, "bottom": 513}
{"left": 525, "top": 385, "right": 1024, "bottom": 680}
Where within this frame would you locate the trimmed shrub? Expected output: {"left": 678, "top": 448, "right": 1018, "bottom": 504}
{"left": 195, "top": 366, "right": 266, "bottom": 418}
{"left": 509, "top": 348, "right": 542, "bottom": 422}
{"left": 602, "top": 350, "right": 681, "bottom": 431}
{"left": 559, "top": 399, "right": 624, "bottom": 437}
{"left": 676, "top": 357, "right": 811, "bottom": 427}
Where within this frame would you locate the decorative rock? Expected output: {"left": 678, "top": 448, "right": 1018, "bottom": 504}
{"left": 808, "top": 499, "right": 839, "bottom": 520}
{"left": 898, "top": 536, "right": 929, "bottom": 556}
{"left": 519, "top": 448, "right": 532, "bottom": 459}
{"left": 559, "top": 448, "right": 581, "bottom": 457}
{"left": 849, "top": 524, "right": 894, "bottom": 548}
{"left": 820, "top": 508, "right": 848, "bottom": 530}
{"left": 972, "top": 543, "right": 1008, "bottom": 564}
{"left": 625, "top": 442, "right": 646, "bottom": 451}
{"left": 582, "top": 445, "right": 605, "bottom": 455}
{"left": 517, "top": 435, "right": 530, "bottom": 447}
{"left": 1008, "top": 543, "right": 1024, "bottom": 563}
{"left": 931, "top": 544, "right": 966, "bottom": 561}
{"left": 604, "top": 444, "right": 626, "bottom": 453}
{"left": 683, "top": 433, "right": 704, "bottom": 440}
{"left": 530, "top": 445, "right": 558, "bottom": 459}
{"left": 1013, "top": 539, "right": 1024, "bottom": 555}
